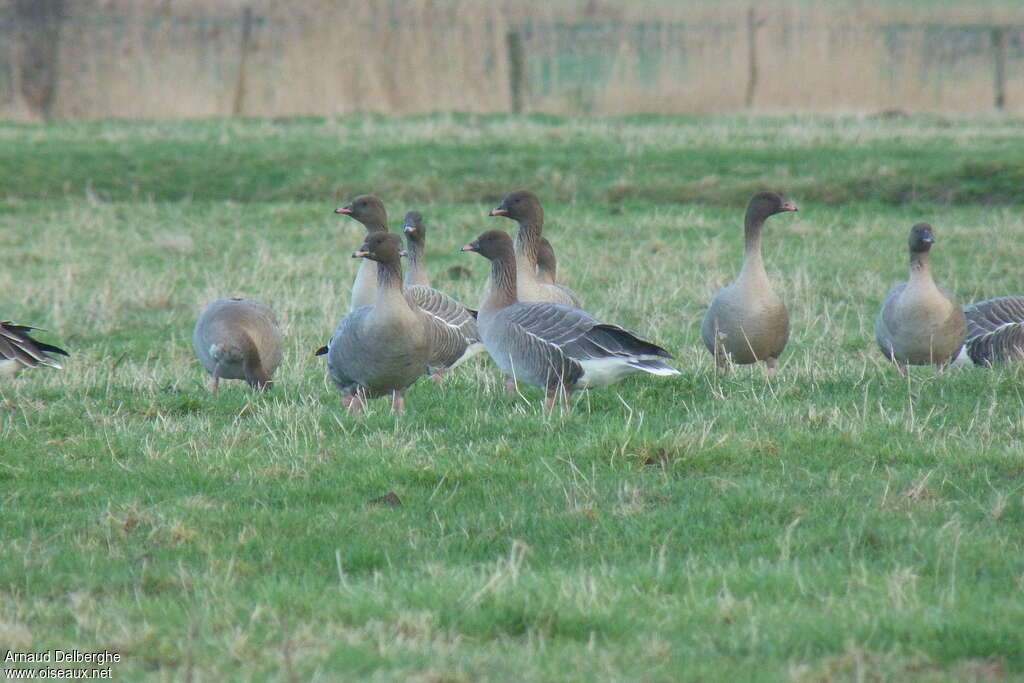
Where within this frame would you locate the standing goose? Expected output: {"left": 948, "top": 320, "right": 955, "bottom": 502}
{"left": 0, "top": 322, "right": 68, "bottom": 377}
{"left": 875, "top": 223, "right": 965, "bottom": 373}
{"left": 327, "top": 233, "right": 463, "bottom": 415}
{"left": 701, "top": 192, "right": 797, "bottom": 377}
{"left": 402, "top": 211, "right": 431, "bottom": 288}
{"left": 960, "top": 296, "right": 1024, "bottom": 365}
{"left": 193, "top": 298, "right": 283, "bottom": 391}
{"left": 332, "top": 197, "right": 481, "bottom": 380}
{"left": 462, "top": 230, "right": 678, "bottom": 412}
{"left": 336, "top": 195, "right": 389, "bottom": 311}
{"left": 489, "top": 190, "right": 581, "bottom": 307}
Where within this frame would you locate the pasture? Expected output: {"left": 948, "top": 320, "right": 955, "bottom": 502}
{"left": 2, "top": 114, "right": 1024, "bottom": 680}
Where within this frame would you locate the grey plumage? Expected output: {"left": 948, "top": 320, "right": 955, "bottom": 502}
{"left": 961, "top": 296, "right": 1024, "bottom": 365}
{"left": 326, "top": 233, "right": 471, "bottom": 414}
{"left": 463, "top": 229, "right": 677, "bottom": 410}
{"left": 406, "top": 285, "right": 484, "bottom": 373}
{"left": 193, "top": 298, "right": 283, "bottom": 391}
{"left": 875, "top": 223, "right": 965, "bottom": 370}
{"left": 0, "top": 321, "right": 68, "bottom": 375}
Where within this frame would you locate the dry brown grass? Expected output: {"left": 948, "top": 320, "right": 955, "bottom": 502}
{"left": 1, "top": 0, "right": 1023, "bottom": 120}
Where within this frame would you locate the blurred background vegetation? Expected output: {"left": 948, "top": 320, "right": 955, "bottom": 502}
{"left": 1, "top": 0, "right": 1022, "bottom": 121}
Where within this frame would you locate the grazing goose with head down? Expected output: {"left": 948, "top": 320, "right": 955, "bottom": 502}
{"left": 462, "top": 229, "right": 678, "bottom": 412}
{"left": 959, "top": 296, "right": 1024, "bottom": 366}
{"left": 489, "top": 190, "right": 581, "bottom": 308}
{"left": 193, "top": 298, "right": 283, "bottom": 391}
{"left": 0, "top": 322, "right": 68, "bottom": 378}
{"left": 875, "top": 223, "right": 965, "bottom": 373}
{"left": 326, "top": 233, "right": 466, "bottom": 415}
{"left": 701, "top": 192, "right": 797, "bottom": 377}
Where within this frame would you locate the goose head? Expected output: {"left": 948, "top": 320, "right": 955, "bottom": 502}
{"left": 909, "top": 223, "right": 935, "bottom": 253}
{"left": 489, "top": 190, "right": 543, "bottom": 226}
{"left": 336, "top": 195, "right": 388, "bottom": 232}
{"left": 354, "top": 232, "right": 406, "bottom": 264}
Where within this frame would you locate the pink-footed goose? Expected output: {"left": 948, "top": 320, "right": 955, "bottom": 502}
{"left": 326, "top": 233, "right": 468, "bottom": 415}
{"left": 331, "top": 197, "right": 481, "bottom": 379}
{"left": 958, "top": 296, "right": 1024, "bottom": 365}
{"left": 402, "top": 211, "right": 431, "bottom": 288}
{"left": 701, "top": 192, "right": 797, "bottom": 377}
{"left": 461, "top": 230, "right": 678, "bottom": 412}
{"left": 0, "top": 322, "right": 68, "bottom": 377}
{"left": 193, "top": 298, "right": 283, "bottom": 391}
{"left": 489, "top": 190, "right": 581, "bottom": 307}
{"left": 875, "top": 223, "right": 965, "bottom": 374}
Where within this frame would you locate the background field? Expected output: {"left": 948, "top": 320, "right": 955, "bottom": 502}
{"left": 3, "top": 114, "right": 1024, "bottom": 680}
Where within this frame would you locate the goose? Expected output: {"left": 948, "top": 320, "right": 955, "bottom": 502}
{"left": 332, "top": 197, "right": 481, "bottom": 380}
{"left": 193, "top": 298, "right": 283, "bottom": 391}
{"left": 461, "top": 229, "right": 678, "bottom": 412}
{"left": 336, "top": 195, "right": 388, "bottom": 311}
{"left": 701, "top": 191, "right": 796, "bottom": 377}
{"left": 957, "top": 296, "right": 1024, "bottom": 366}
{"left": 402, "top": 211, "right": 431, "bottom": 288}
{"left": 0, "top": 322, "right": 68, "bottom": 378}
{"left": 534, "top": 236, "right": 582, "bottom": 304}
{"left": 875, "top": 223, "right": 965, "bottom": 373}
{"left": 489, "top": 190, "right": 581, "bottom": 307}
{"left": 326, "top": 233, "right": 465, "bottom": 415}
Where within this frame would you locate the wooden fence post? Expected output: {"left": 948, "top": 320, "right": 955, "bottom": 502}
{"left": 507, "top": 29, "right": 526, "bottom": 113}
{"left": 992, "top": 27, "right": 1007, "bottom": 111}
{"left": 232, "top": 6, "right": 254, "bottom": 117}
{"left": 745, "top": 7, "right": 765, "bottom": 110}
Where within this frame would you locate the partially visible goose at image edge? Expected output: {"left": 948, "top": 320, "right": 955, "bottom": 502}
{"left": 0, "top": 321, "right": 69, "bottom": 377}
{"left": 489, "top": 190, "right": 582, "bottom": 308}
{"left": 701, "top": 191, "right": 796, "bottom": 378}
{"left": 462, "top": 229, "right": 678, "bottom": 412}
{"left": 193, "top": 298, "right": 284, "bottom": 391}
{"left": 957, "top": 295, "right": 1024, "bottom": 366}
{"left": 875, "top": 223, "right": 965, "bottom": 374}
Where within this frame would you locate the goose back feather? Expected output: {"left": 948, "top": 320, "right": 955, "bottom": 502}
{"left": 962, "top": 295, "right": 1024, "bottom": 365}
{"left": 0, "top": 322, "right": 68, "bottom": 376}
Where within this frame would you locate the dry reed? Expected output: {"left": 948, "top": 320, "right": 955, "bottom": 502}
{"left": 0, "top": 0, "right": 1022, "bottom": 121}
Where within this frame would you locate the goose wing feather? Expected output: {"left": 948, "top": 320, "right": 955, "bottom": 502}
{"left": 964, "top": 296, "right": 1024, "bottom": 365}
{"left": 1, "top": 322, "right": 68, "bottom": 369}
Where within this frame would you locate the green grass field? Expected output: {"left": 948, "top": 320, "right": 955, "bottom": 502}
{"left": 2, "top": 114, "right": 1024, "bottom": 681}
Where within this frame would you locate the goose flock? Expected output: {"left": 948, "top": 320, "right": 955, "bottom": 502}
{"left": 5, "top": 189, "right": 1024, "bottom": 414}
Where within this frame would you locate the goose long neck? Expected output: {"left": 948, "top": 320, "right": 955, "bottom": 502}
{"left": 515, "top": 219, "right": 543, "bottom": 265}
{"left": 740, "top": 213, "right": 766, "bottom": 277}
{"left": 484, "top": 249, "right": 519, "bottom": 314}
{"left": 364, "top": 220, "right": 388, "bottom": 235}
{"left": 909, "top": 251, "right": 933, "bottom": 284}
{"left": 374, "top": 258, "right": 405, "bottom": 303}
{"left": 406, "top": 239, "right": 426, "bottom": 279}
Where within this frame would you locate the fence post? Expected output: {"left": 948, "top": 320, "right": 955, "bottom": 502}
{"left": 745, "top": 7, "right": 765, "bottom": 109}
{"left": 507, "top": 29, "right": 526, "bottom": 113}
{"left": 12, "top": 0, "right": 66, "bottom": 120}
{"left": 232, "top": 6, "right": 254, "bottom": 117}
{"left": 992, "top": 27, "right": 1007, "bottom": 111}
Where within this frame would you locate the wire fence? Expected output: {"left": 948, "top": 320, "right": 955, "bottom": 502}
{"left": 1, "top": 0, "right": 1023, "bottom": 121}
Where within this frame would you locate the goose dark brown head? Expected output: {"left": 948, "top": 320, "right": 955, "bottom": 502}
{"left": 909, "top": 223, "right": 935, "bottom": 253}
{"left": 336, "top": 195, "right": 388, "bottom": 233}
{"left": 354, "top": 232, "right": 406, "bottom": 265}
{"left": 746, "top": 192, "right": 798, "bottom": 224}
{"left": 403, "top": 211, "right": 426, "bottom": 244}
{"left": 489, "top": 190, "right": 543, "bottom": 226}
{"left": 461, "top": 229, "right": 515, "bottom": 262}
